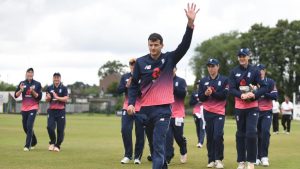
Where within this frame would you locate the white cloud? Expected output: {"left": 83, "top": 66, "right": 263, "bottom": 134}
{"left": 0, "top": 0, "right": 299, "bottom": 86}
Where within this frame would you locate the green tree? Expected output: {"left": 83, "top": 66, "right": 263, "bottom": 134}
{"left": 98, "top": 60, "right": 127, "bottom": 79}
{"left": 0, "top": 81, "right": 16, "bottom": 91}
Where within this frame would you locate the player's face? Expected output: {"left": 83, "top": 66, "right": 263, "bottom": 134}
{"left": 207, "top": 64, "right": 219, "bottom": 76}
{"left": 26, "top": 71, "right": 34, "bottom": 81}
{"left": 238, "top": 55, "right": 249, "bottom": 66}
{"left": 148, "top": 40, "right": 163, "bottom": 58}
{"left": 53, "top": 76, "right": 61, "bottom": 85}
{"left": 129, "top": 62, "right": 135, "bottom": 73}
{"left": 260, "top": 69, "right": 266, "bottom": 79}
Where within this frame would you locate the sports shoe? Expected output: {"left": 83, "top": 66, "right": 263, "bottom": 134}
{"left": 255, "top": 159, "right": 261, "bottom": 166}
{"left": 215, "top": 160, "right": 224, "bottom": 169}
{"left": 121, "top": 157, "right": 130, "bottom": 164}
{"left": 261, "top": 157, "right": 269, "bottom": 166}
{"left": 180, "top": 153, "right": 187, "bottom": 163}
{"left": 134, "top": 159, "right": 141, "bottom": 164}
{"left": 286, "top": 132, "right": 290, "bottom": 135}
{"left": 247, "top": 162, "right": 254, "bottom": 169}
{"left": 53, "top": 146, "right": 60, "bottom": 152}
{"left": 207, "top": 161, "right": 215, "bottom": 168}
{"left": 197, "top": 143, "right": 203, "bottom": 148}
{"left": 48, "top": 144, "right": 55, "bottom": 151}
{"left": 23, "top": 147, "right": 30, "bottom": 152}
{"left": 237, "top": 162, "right": 245, "bottom": 169}
{"left": 30, "top": 146, "right": 35, "bottom": 150}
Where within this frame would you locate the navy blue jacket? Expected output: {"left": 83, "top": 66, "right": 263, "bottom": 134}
{"left": 229, "top": 64, "right": 268, "bottom": 100}
{"left": 128, "top": 26, "right": 194, "bottom": 107}
{"left": 173, "top": 75, "right": 187, "bottom": 99}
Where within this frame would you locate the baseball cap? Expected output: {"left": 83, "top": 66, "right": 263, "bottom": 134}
{"left": 238, "top": 48, "right": 251, "bottom": 57}
{"left": 257, "top": 64, "right": 266, "bottom": 70}
{"left": 26, "top": 68, "right": 34, "bottom": 72}
{"left": 207, "top": 58, "right": 219, "bottom": 66}
{"left": 53, "top": 72, "right": 61, "bottom": 77}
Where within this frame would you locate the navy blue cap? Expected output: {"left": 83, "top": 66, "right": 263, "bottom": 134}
{"left": 26, "top": 68, "right": 34, "bottom": 72}
{"left": 53, "top": 72, "right": 61, "bottom": 77}
{"left": 238, "top": 48, "right": 251, "bottom": 56}
{"left": 207, "top": 58, "right": 219, "bottom": 65}
{"left": 257, "top": 64, "right": 266, "bottom": 70}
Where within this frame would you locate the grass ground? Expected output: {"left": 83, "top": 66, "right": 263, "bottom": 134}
{"left": 0, "top": 113, "right": 299, "bottom": 169}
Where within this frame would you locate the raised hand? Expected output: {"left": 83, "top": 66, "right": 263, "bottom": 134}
{"left": 184, "top": 3, "right": 200, "bottom": 27}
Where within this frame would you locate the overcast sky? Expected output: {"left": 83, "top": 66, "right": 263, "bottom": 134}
{"left": 0, "top": 0, "right": 299, "bottom": 86}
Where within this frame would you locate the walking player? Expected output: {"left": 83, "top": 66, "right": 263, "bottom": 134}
{"left": 15, "top": 68, "right": 42, "bottom": 151}
{"left": 127, "top": 3, "right": 199, "bottom": 169}
{"left": 45, "top": 72, "right": 69, "bottom": 152}
{"left": 198, "top": 58, "right": 228, "bottom": 169}
{"left": 118, "top": 58, "right": 145, "bottom": 164}
{"left": 189, "top": 80, "right": 205, "bottom": 148}
{"left": 166, "top": 68, "right": 188, "bottom": 164}
{"left": 229, "top": 48, "right": 268, "bottom": 169}
{"left": 256, "top": 64, "right": 278, "bottom": 167}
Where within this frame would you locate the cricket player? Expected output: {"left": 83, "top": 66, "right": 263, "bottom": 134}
{"left": 198, "top": 58, "right": 228, "bottom": 169}
{"left": 118, "top": 58, "right": 145, "bottom": 164}
{"left": 14, "top": 68, "right": 42, "bottom": 151}
{"left": 127, "top": 3, "right": 199, "bottom": 169}
{"left": 229, "top": 48, "right": 268, "bottom": 169}
{"left": 256, "top": 64, "right": 278, "bottom": 167}
{"left": 45, "top": 72, "right": 69, "bottom": 152}
{"left": 165, "top": 67, "right": 188, "bottom": 164}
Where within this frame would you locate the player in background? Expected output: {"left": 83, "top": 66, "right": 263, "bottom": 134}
{"left": 165, "top": 67, "right": 188, "bottom": 164}
{"left": 189, "top": 80, "right": 205, "bottom": 148}
{"left": 118, "top": 58, "right": 145, "bottom": 164}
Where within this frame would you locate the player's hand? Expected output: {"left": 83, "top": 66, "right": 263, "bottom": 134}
{"left": 52, "top": 92, "right": 58, "bottom": 99}
{"left": 241, "top": 93, "right": 248, "bottom": 100}
{"left": 247, "top": 92, "right": 255, "bottom": 99}
{"left": 127, "top": 105, "right": 135, "bottom": 115}
{"left": 205, "top": 87, "right": 212, "bottom": 96}
{"left": 185, "top": 3, "right": 200, "bottom": 27}
{"left": 19, "top": 83, "right": 25, "bottom": 91}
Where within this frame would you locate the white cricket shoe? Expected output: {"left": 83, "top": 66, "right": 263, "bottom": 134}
{"left": 255, "top": 159, "right": 261, "bottom": 166}
{"left": 261, "top": 157, "right": 269, "bottom": 167}
{"left": 215, "top": 160, "right": 224, "bottom": 169}
{"left": 207, "top": 161, "right": 215, "bottom": 168}
{"left": 237, "top": 162, "right": 246, "bottom": 169}
{"left": 48, "top": 144, "right": 55, "bottom": 151}
{"left": 197, "top": 143, "right": 203, "bottom": 148}
{"left": 247, "top": 162, "right": 255, "bottom": 169}
{"left": 180, "top": 153, "right": 187, "bottom": 163}
{"left": 134, "top": 159, "right": 141, "bottom": 164}
{"left": 23, "top": 147, "right": 30, "bottom": 152}
{"left": 53, "top": 146, "right": 60, "bottom": 152}
{"left": 121, "top": 157, "right": 130, "bottom": 164}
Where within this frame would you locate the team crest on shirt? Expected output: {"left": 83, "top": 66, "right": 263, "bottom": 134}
{"left": 247, "top": 72, "right": 251, "bottom": 78}
{"left": 204, "top": 82, "right": 209, "bottom": 85}
{"left": 59, "top": 89, "right": 62, "bottom": 93}
{"left": 175, "top": 82, "right": 178, "bottom": 86}
{"left": 218, "top": 81, "right": 221, "bottom": 86}
{"left": 144, "top": 65, "right": 151, "bottom": 70}
{"left": 161, "top": 58, "right": 165, "bottom": 64}
{"left": 235, "top": 73, "right": 241, "bottom": 77}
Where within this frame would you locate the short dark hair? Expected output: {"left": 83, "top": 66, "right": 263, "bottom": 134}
{"left": 148, "top": 33, "right": 163, "bottom": 44}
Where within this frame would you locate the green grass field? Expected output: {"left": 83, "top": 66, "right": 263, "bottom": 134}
{"left": 0, "top": 113, "right": 299, "bottom": 169}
